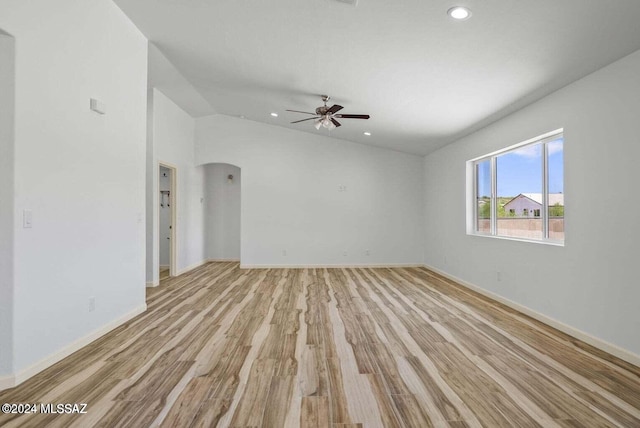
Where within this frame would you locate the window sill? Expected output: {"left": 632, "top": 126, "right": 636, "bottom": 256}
{"left": 467, "top": 232, "right": 564, "bottom": 247}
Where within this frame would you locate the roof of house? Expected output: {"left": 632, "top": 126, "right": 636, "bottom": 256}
{"left": 504, "top": 193, "right": 564, "bottom": 207}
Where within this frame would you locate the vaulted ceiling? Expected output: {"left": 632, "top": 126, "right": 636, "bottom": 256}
{"left": 115, "top": 0, "right": 640, "bottom": 155}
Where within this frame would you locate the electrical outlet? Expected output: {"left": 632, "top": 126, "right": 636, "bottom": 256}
{"left": 497, "top": 271, "right": 502, "bottom": 282}
{"left": 365, "top": 249, "right": 370, "bottom": 256}
{"left": 282, "top": 250, "right": 287, "bottom": 256}
{"left": 89, "top": 297, "right": 95, "bottom": 312}
{"left": 444, "top": 256, "right": 448, "bottom": 265}
{"left": 343, "top": 250, "right": 348, "bottom": 257}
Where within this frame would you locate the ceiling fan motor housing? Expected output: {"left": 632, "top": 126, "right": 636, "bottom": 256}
{"left": 316, "top": 106, "right": 329, "bottom": 115}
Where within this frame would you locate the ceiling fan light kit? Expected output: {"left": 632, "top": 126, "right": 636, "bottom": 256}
{"left": 287, "top": 95, "right": 370, "bottom": 131}
{"left": 315, "top": 116, "right": 337, "bottom": 130}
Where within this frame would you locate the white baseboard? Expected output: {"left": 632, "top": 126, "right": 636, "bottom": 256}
{"left": 174, "top": 260, "right": 208, "bottom": 276}
{"left": 1, "top": 303, "right": 147, "bottom": 392}
{"left": 159, "top": 264, "right": 169, "bottom": 269}
{"left": 0, "top": 374, "right": 14, "bottom": 391}
{"left": 240, "top": 263, "right": 423, "bottom": 269}
{"left": 208, "top": 258, "right": 240, "bottom": 262}
{"left": 422, "top": 264, "right": 640, "bottom": 368}
{"left": 149, "top": 260, "right": 210, "bottom": 282}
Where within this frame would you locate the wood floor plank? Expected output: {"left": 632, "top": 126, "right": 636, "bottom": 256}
{"left": 0, "top": 262, "right": 638, "bottom": 428}
{"left": 300, "top": 396, "right": 329, "bottom": 428}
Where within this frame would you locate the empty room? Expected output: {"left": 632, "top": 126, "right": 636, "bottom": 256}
{"left": 1, "top": 0, "right": 639, "bottom": 427}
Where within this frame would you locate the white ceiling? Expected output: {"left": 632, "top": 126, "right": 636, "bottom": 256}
{"left": 148, "top": 43, "right": 215, "bottom": 117}
{"left": 115, "top": 0, "right": 640, "bottom": 155}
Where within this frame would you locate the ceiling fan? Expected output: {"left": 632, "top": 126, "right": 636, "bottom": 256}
{"left": 286, "top": 95, "right": 370, "bottom": 130}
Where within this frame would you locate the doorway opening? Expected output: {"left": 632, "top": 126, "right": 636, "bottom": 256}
{"left": 159, "top": 163, "right": 176, "bottom": 280}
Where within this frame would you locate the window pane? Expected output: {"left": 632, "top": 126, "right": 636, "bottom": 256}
{"left": 548, "top": 137, "right": 564, "bottom": 241}
{"left": 476, "top": 160, "right": 491, "bottom": 233}
{"left": 497, "top": 144, "right": 543, "bottom": 239}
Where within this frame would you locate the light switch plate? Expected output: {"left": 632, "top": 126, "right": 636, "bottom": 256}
{"left": 23, "top": 209, "right": 33, "bottom": 228}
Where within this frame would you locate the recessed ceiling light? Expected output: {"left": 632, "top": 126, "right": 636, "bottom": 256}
{"left": 270, "top": 112, "right": 278, "bottom": 117}
{"left": 363, "top": 132, "right": 371, "bottom": 136}
{"left": 447, "top": 6, "right": 471, "bottom": 20}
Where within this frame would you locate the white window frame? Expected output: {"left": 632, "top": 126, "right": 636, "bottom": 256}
{"left": 466, "top": 129, "right": 564, "bottom": 246}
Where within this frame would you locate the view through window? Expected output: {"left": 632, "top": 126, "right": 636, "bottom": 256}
{"left": 471, "top": 131, "right": 564, "bottom": 243}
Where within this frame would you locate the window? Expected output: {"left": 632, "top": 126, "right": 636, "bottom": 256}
{"left": 468, "top": 130, "right": 564, "bottom": 244}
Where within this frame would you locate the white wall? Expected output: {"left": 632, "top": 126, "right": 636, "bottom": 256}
{"left": 145, "top": 88, "right": 155, "bottom": 283}
{"left": 0, "top": 32, "right": 15, "bottom": 378}
{"left": 423, "top": 49, "right": 640, "bottom": 358}
{"left": 205, "top": 164, "right": 241, "bottom": 261}
{"left": 195, "top": 116, "right": 424, "bottom": 267}
{"left": 147, "top": 88, "right": 205, "bottom": 283}
{"left": 0, "top": 0, "right": 148, "bottom": 377}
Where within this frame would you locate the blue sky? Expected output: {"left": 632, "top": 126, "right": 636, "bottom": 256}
{"left": 477, "top": 138, "right": 563, "bottom": 198}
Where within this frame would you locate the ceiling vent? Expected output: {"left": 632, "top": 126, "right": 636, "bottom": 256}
{"left": 335, "top": 0, "right": 358, "bottom": 6}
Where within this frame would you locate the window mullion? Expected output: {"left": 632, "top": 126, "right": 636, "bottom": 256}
{"left": 491, "top": 156, "right": 497, "bottom": 236}
{"left": 542, "top": 141, "right": 549, "bottom": 239}
{"left": 473, "top": 163, "right": 479, "bottom": 233}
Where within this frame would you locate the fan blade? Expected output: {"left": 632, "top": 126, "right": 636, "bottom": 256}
{"left": 331, "top": 118, "right": 342, "bottom": 128}
{"left": 291, "top": 117, "right": 320, "bottom": 124}
{"left": 327, "top": 104, "right": 344, "bottom": 114}
{"left": 286, "top": 109, "right": 317, "bottom": 115}
{"left": 334, "top": 114, "right": 370, "bottom": 119}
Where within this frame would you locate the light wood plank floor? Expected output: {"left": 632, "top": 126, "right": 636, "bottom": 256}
{"left": 1, "top": 263, "right": 639, "bottom": 427}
